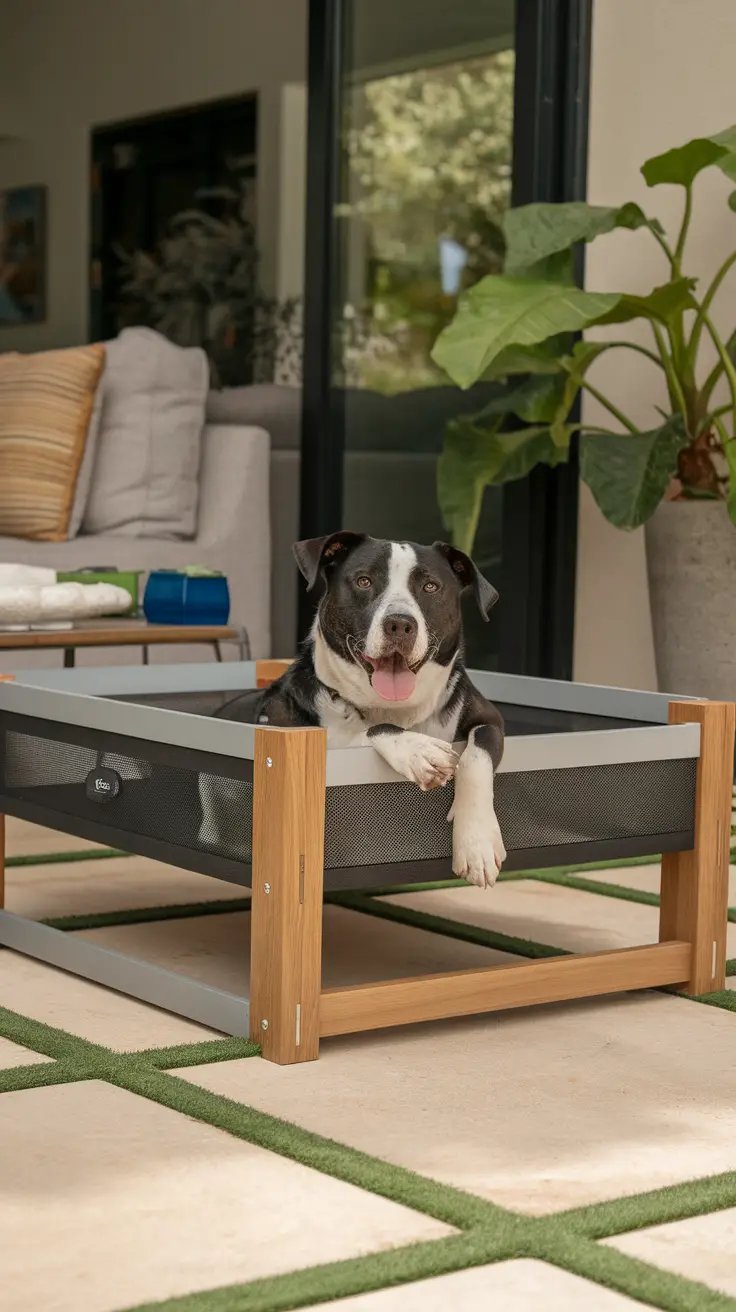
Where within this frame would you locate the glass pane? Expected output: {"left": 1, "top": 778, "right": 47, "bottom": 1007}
{"left": 335, "top": 0, "right": 516, "bottom": 668}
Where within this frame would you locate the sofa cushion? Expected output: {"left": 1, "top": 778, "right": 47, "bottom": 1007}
{"left": 83, "top": 327, "right": 208, "bottom": 539}
{"left": 0, "top": 344, "right": 105, "bottom": 541}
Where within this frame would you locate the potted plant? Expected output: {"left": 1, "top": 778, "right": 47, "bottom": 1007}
{"left": 430, "top": 126, "right": 736, "bottom": 696}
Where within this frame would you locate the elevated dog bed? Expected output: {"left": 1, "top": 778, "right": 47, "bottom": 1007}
{"left": 0, "top": 661, "right": 731, "bottom": 1063}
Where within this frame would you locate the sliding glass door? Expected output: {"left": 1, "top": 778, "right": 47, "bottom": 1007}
{"left": 300, "top": 0, "right": 591, "bottom": 676}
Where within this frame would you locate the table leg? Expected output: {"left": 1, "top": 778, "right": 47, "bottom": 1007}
{"left": 214, "top": 641, "right": 223, "bottom": 662}
{"left": 142, "top": 645, "right": 149, "bottom": 665}
{"left": 63, "top": 648, "right": 75, "bottom": 669}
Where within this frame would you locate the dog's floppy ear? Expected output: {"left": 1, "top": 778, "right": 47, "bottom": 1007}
{"left": 293, "top": 531, "right": 366, "bottom": 592}
{"left": 433, "top": 542, "right": 499, "bottom": 621}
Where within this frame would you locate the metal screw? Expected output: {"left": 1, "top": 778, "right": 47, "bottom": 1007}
{"left": 264, "top": 882, "right": 271, "bottom": 894}
{"left": 261, "top": 1019, "right": 269, "bottom": 1031}
{"left": 266, "top": 756, "right": 273, "bottom": 768}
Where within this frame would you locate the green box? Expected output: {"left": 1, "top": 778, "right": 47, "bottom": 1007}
{"left": 56, "top": 570, "right": 142, "bottom": 614}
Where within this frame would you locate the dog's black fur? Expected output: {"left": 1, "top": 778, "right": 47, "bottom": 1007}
{"left": 213, "top": 533, "right": 506, "bottom": 886}
{"left": 215, "top": 532, "right": 504, "bottom": 766}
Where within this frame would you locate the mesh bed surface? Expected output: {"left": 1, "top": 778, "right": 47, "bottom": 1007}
{"left": 112, "top": 689, "right": 649, "bottom": 737}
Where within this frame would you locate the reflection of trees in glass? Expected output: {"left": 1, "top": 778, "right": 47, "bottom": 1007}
{"left": 340, "top": 49, "right": 515, "bottom": 393}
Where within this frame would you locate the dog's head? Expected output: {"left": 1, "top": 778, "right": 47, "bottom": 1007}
{"left": 293, "top": 532, "right": 498, "bottom": 705}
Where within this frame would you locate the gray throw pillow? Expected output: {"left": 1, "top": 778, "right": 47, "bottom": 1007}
{"left": 82, "top": 327, "right": 209, "bottom": 539}
{"left": 68, "top": 376, "right": 104, "bottom": 537}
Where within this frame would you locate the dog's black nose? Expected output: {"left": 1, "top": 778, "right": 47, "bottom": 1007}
{"left": 382, "top": 612, "right": 418, "bottom": 651}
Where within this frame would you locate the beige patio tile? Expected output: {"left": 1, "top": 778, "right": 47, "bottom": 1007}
{"left": 579, "top": 863, "right": 736, "bottom": 903}
{"left": 6, "top": 853, "right": 244, "bottom": 920}
{"left": 0, "top": 1080, "right": 451, "bottom": 1312}
{"left": 309, "top": 1259, "right": 649, "bottom": 1310}
{"left": 605, "top": 1208, "right": 736, "bottom": 1298}
{"left": 76, "top": 904, "right": 518, "bottom": 993}
{"left": 0, "top": 1034, "right": 52, "bottom": 1068}
{"left": 0, "top": 951, "right": 219, "bottom": 1050}
{"left": 4, "top": 815, "right": 101, "bottom": 857}
{"left": 384, "top": 882, "right": 736, "bottom": 956}
{"left": 182, "top": 991, "right": 736, "bottom": 1215}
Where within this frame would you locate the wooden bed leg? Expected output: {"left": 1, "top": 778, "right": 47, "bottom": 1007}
{"left": 250, "top": 725, "right": 326, "bottom": 1063}
{"left": 660, "top": 700, "right": 735, "bottom": 995}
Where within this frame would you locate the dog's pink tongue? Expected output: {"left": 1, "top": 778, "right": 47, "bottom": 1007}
{"left": 371, "top": 656, "right": 416, "bottom": 702}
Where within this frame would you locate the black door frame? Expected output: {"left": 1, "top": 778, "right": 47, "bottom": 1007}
{"left": 298, "top": 0, "right": 593, "bottom": 676}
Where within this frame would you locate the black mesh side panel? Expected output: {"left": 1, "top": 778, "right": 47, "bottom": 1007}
{"left": 2, "top": 729, "right": 254, "bottom": 862}
{"left": 0, "top": 722, "right": 696, "bottom": 872}
{"left": 322, "top": 757, "right": 697, "bottom": 868}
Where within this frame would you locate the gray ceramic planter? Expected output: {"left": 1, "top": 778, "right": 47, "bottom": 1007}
{"left": 646, "top": 500, "right": 736, "bottom": 698}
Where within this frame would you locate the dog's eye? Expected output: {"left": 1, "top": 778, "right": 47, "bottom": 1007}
{"left": 423, "top": 580, "right": 439, "bottom": 593}
{"left": 355, "top": 576, "right": 372, "bottom": 589}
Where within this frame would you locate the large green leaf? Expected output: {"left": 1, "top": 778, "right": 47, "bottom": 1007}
{"left": 503, "top": 202, "right": 652, "bottom": 275}
{"left": 438, "top": 418, "right": 570, "bottom": 553}
{"left": 431, "top": 277, "right": 620, "bottom": 390}
{"left": 580, "top": 416, "right": 688, "bottom": 529}
{"left": 592, "top": 277, "right": 697, "bottom": 327}
{"left": 642, "top": 129, "right": 736, "bottom": 188}
{"left": 437, "top": 417, "right": 504, "bottom": 554}
{"left": 547, "top": 341, "right": 608, "bottom": 446}
{"left": 481, "top": 335, "right": 572, "bottom": 379}
{"left": 474, "top": 373, "right": 567, "bottom": 424}
{"left": 710, "top": 127, "right": 736, "bottom": 181}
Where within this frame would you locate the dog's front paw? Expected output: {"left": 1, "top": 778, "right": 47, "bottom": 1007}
{"left": 382, "top": 732, "right": 458, "bottom": 791}
{"left": 450, "top": 808, "right": 506, "bottom": 889}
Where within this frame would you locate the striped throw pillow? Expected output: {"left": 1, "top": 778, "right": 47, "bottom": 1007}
{"left": 0, "top": 344, "right": 105, "bottom": 541}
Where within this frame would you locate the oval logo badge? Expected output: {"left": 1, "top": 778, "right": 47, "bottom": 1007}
{"left": 85, "top": 767, "right": 122, "bottom": 803}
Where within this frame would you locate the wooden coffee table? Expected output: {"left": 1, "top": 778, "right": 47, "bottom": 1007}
{"left": 0, "top": 618, "right": 250, "bottom": 667}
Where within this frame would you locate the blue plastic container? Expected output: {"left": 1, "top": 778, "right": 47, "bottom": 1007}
{"left": 143, "top": 570, "right": 231, "bottom": 626}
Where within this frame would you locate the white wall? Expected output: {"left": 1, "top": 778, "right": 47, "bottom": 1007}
{"left": 575, "top": 0, "right": 736, "bottom": 689}
{"left": 0, "top": 0, "right": 307, "bottom": 352}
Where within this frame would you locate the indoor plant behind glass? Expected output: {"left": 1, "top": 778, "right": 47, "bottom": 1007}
{"left": 430, "top": 126, "right": 736, "bottom": 697}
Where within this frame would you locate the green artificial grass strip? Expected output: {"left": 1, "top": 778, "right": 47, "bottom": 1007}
{"left": 126, "top": 1229, "right": 527, "bottom": 1312}
{"left": 0, "top": 1058, "right": 85, "bottom": 1095}
{"left": 0, "top": 1004, "right": 100, "bottom": 1063}
{"left": 353, "top": 854, "right": 663, "bottom": 900}
{"left": 43, "top": 896, "right": 251, "bottom": 933}
{"left": 558, "top": 1170, "right": 736, "bottom": 1240}
{"left": 106, "top": 1061, "right": 502, "bottom": 1232}
{"left": 3, "top": 1000, "right": 736, "bottom": 1312}
{"left": 333, "top": 890, "right": 568, "bottom": 960}
{"left": 5, "top": 846, "right": 130, "bottom": 867}
{"left": 694, "top": 990, "right": 736, "bottom": 1013}
{"left": 534, "top": 1227, "right": 736, "bottom": 1312}
{"left": 727, "top": 958, "right": 736, "bottom": 977}
{"left": 137, "top": 1037, "right": 261, "bottom": 1069}
{"left": 513, "top": 869, "right": 660, "bottom": 906}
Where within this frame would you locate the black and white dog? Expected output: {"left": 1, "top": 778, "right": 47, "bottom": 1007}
{"left": 215, "top": 532, "right": 506, "bottom": 888}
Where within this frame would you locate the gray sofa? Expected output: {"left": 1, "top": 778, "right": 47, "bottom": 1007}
{"left": 0, "top": 422, "right": 271, "bottom": 667}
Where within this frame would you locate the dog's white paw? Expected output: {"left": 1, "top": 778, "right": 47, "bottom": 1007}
{"left": 380, "top": 732, "right": 458, "bottom": 791}
{"left": 450, "top": 808, "right": 506, "bottom": 889}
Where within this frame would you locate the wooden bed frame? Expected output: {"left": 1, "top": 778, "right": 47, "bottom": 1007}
{"left": 249, "top": 662, "right": 735, "bottom": 1064}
